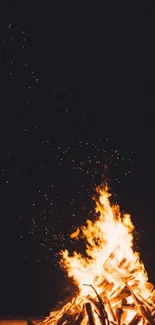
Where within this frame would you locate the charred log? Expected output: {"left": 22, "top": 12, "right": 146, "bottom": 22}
{"left": 115, "top": 307, "right": 123, "bottom": 325}
{"left": 84, "top": 284, "right": 109, "bottom": 325}
{"left": 86, "top": 303, "right": 96, "bottom": 325}
{"left": 128, "top": 314, "right": 142, "bottom": 325}
{"left": 110, "top": 286, "right": 131, "bottom": 305}
{"left": 104, "top": 296, "right": 117, "bottom": 322}
{"left": 56, "top": 312, "right": 79, "bottom": 325}
{"left": 88, "top": 296, "right": 103, "bottom": 319}
{"left": 126, "top": 283, "right": 155, "bottom": 325}
{"left": 74, "top": 305, "right": 86, "bottom": 325}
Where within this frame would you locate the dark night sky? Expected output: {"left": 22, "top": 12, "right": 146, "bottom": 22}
{"left": 1, "top": 0, "right": 155, "bottom": 318}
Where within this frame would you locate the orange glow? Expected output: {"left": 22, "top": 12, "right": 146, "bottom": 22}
{"left": 44, "top": 186, "right": 155, "bottom": 325}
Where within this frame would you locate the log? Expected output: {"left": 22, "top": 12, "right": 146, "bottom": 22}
{"left": 115, "top": 307, "right": 123, "bottom": 325}
{"left": 128, "top": 314, "right": 142, "bottom": 325}
{"left": 104, "top": 296, "right": 117, "bottom": 322}
{"left": 88, "top": 296, "right": 103, "bottom": 319}
{"left": 74, "top": 305, "right": 86, "bottom": 325}
{"left": 84, "top": 284, "right": 108, "bottom": 325}
{"left": 123, "top": 275, "right": 137, "bottom": 282}
{"left": 85, "top": 303, "right": 96, "bottom": 325}
{"left": 138, "top": 293, "right": 154, "bottom": 310}
{"left": 110, "top": 281, "right": 140, "bottom": 306}
{"left": 151, "top": 290, "right": 155, "bottom": 305}
{"left": 100, "top": 282, "right": 115, "bottom": 296}
{"left": 110, "top": 286, "right": 131, "bottom": 305}
{"left": 98, "top": 278, "right": 110, "bottom": 289}
{"left": 94, "top": 309, "right": 106, "bottom": 324}
{"left": 56, "top": 312, "right": 79, "bottom": 325}
{"left": 122, "top": 304, "right": 137, "bottom": 311}
{"left": 118, "top": 258, "right": 127, "bottom": 269}
{"left": 55, "top": 304, "right": 81, "bottom": 325}
{"left": 105, "top": 282, "right": 115, "bottom": 292}
{"left": 126, "top": 283, "right": 155, "bottom": 325}
{"left": 145, "top": 283, "right": 154, "bottom": 293}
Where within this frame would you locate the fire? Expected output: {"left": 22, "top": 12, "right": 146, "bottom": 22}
{"left": 44, "top": 186, "right": 155, "bottom": 325}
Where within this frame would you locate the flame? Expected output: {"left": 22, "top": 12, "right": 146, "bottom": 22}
{"left": 70, "top": 228, "right": 80, "bottom": 239}
{"left": 44, "top": 186, "right": 155, "bottom": 325}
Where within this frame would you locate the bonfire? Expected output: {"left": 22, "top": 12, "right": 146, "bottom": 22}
{"left": 43, "top": 186, "right": 155, "bottom": 325}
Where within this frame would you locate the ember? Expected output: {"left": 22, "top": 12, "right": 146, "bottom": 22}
{"left": 44, "top": 186, "right": 155, "bottom": 325}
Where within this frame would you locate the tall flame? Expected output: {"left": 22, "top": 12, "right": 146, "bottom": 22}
{"left": 61, "top": 186, "right": 147, "bottom": 296}
{"left": 44, "top": 186, "right": 155, "bottom": 325}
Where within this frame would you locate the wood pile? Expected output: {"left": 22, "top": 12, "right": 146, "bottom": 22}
{"left": 43, "top": 249, "right": 155, "bottom": 325}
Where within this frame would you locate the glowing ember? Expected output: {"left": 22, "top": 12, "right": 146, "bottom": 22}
{"left": 44, "top": 186, "right": 155, "bottom": 325}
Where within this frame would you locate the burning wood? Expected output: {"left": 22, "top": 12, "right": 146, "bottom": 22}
{"left": 84, "top": 284, "right": 109, "bottom": 325}
{"left": 87, "top": 296, "right": 104, "bottom": 321}
{"left": 128, "top": 314, "right": 142, "bottom": 325}
{"left": 125, "top": 283, "right": 155, "bottom": 325}
{"left": 42, "top": 186, "right": 155, "bottom": 325}
{"left": 86, "top": 303, "right": 96, "bottom": 325}
{"left": 104, "top": 296, "right": 117, "bottom": 322}
{"left": 122, "top": 304, "right": 137, "bottom": 311}
{"left": 110, "top": 285, "right": 131, "bottom": 305}
{"left": 116, "top": 307, "right": 123, "bottom": 325}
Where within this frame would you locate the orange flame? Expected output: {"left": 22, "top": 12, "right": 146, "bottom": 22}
{"left": 44, "top": 186, "right": 155, "bottom": 325}
{"left": 61, "top": 186, "right": 147, "bottom": 296}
